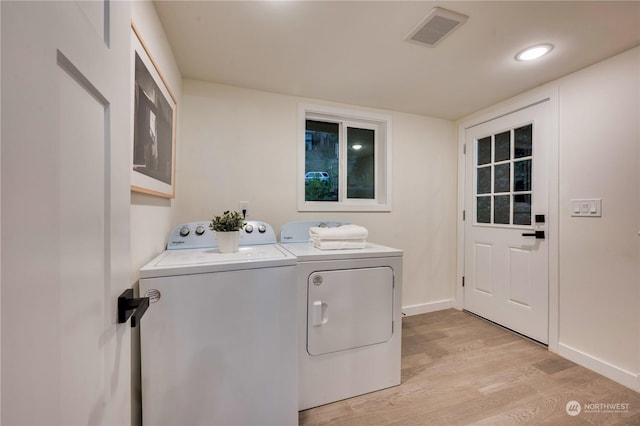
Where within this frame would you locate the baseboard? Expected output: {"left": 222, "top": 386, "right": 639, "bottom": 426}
{"left": 401, "top": 299, "right": 455, "bottom": 317}
{"left": 558, "top": 343, "right": 640, "bottom": 392}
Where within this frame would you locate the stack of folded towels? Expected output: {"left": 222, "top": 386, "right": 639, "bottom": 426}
{"left": 309, "top": 224, "right": 368, "bottom": 250}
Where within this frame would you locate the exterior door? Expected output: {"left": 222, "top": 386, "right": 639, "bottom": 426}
{"left": 464, "top": 101, "right": 551, "bottom": 344}
{"left": 1, "top": 1, "right": 131, "bottom": 424}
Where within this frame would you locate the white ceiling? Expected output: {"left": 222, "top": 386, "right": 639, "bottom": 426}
{"left": 154, "top": 1, "right": 640, "bottom": 120}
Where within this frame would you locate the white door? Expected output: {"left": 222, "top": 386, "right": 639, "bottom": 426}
{"left": 464, "top": 101, "right": 551, "bottom": 344}
{"left": 2, "top": 1, "right": 131, "bottom": 424}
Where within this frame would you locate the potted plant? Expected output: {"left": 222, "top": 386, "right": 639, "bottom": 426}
{"left": 209, "top": 211, "right": 246, "bottom": 253}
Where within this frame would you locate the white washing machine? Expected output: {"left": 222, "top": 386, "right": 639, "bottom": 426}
{"left": 279, "top": 221, "right": 403, "bottom": 410}
{"left": 139, "top": 221, "right": 298, "bottom": 426}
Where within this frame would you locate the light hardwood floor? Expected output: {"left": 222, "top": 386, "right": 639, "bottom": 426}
{"left": 299, "top": 309, "right": 640, "bottom": 425}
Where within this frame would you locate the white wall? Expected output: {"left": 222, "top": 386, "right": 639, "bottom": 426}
{"left": 175, "top": 80, "right": 458, "bottom": 313}
{"left": 555, "top": 47, "right": 640, "bottom": 389}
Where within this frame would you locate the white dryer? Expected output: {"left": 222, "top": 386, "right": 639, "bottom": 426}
{"left": 280, "top": 221, "right": 403, "bottom": 410}
{"left": 139, "top": 221, "right": 298, "bottom": 426}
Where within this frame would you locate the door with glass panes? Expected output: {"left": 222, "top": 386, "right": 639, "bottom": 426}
{"left": 464, "top": 101, "right": 550, "bottom": 344}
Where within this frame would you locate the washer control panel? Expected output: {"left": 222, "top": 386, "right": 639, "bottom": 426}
{"left": 167, "top": 220, "right": 276, "bottom": 250}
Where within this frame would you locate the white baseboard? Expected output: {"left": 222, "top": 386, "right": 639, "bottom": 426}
{"left": 402, "top": 299, "right": 455, "bottom": 317}
{"left": 557, "top": 343, "right": 640, "bottom": 392}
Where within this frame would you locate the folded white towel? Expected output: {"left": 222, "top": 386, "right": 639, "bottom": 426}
{"left": 309, "top": 224, "right": 369, "bottom": 241}
{"left": 310, "top": 238, "right": 367, "bottom": 250}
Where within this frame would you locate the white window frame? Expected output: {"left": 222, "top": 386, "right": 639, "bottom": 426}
{"left": 298, "top": 103, "right": 392, "bottom": 212}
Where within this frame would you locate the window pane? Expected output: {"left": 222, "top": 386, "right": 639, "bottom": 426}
{"left": 305, "top": 120, "right": 338, "bottom": 201}
{"left": 477, "top": 196, "right": 491, "bottom": 223}
{"left": 347, "top": 127, "right": 375, "bottom": 199}
{"left": 514, "top": 159, "right": 532, "bottom": 192}
{"left": 477, "top": 136, "right": 491, "bottom": 165}
{"left": 494, "top": 163, "right": 511, "bottom": 193}
{"left": 514, "top": 124, "right": 532, "bottom": 158}
{"left": 494, "top": 131, "right": 511, "bottom": 162}
{"left": 494, "top": 195, "right": 510, "bottom": 224}
{"left": 477, "top": 166, "right": 491, "bottom": 194}
{"left": 513, "top": 194, "right": 532, "bottom": 225}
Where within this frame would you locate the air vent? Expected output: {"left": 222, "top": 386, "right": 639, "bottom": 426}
{"left": 406, "top": 7, "right": 468, "bottom": 47}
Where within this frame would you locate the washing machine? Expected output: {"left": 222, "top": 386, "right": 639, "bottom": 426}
{"left": 139, "top": 221, "right": 298, "bottom": 426}
{"left": 279, "top": 221, "right": 403, "bottom": 410}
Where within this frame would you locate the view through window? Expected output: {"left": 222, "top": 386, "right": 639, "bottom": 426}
{"left": 299, "top": 104, "right": 391, "bottom": 212}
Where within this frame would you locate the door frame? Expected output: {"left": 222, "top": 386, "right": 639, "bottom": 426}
{"left": 455, "top": 86, "right": 560, "bottom": 352}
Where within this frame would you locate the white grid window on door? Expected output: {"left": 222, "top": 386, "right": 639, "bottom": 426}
{"left": 475, "top": 124, "right": 533, "bottom": 226}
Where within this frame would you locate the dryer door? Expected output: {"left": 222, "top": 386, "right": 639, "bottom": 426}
{"left": 307, "top": 267, "right": 394, "bottom": 356}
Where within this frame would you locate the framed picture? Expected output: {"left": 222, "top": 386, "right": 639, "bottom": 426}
{"left": 131, "top": 22, "right": 177, "bottom": 198}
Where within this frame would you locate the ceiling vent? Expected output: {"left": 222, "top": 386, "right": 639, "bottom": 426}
{"left": 405, "top": 7, "right": 468, "bottom": 48}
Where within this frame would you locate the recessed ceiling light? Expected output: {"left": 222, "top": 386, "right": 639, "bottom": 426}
{"left": 352, "top": 144, "right": 363, "bottom": 150}
{"left": 515, "top": 43, "right": 554, "bottom": 61}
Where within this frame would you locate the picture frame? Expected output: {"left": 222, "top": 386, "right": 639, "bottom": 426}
{"left": 131, "top": 22, "right": 177, "bottom": 198}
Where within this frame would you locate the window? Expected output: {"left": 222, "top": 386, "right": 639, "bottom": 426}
{"left": 475, "top": 124, "right": 533, "bottom": 226}
{"left": 298, "top": 104, "right": 392, "bottom": 211}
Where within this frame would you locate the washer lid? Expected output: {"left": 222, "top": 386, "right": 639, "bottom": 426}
{"left": 140, "top": 244, "right": 296, "bottom": 278}
{"left": 280, "top": 242, "right": 402, "bottom": 262}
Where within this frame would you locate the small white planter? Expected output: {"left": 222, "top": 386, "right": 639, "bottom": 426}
{"left": 216, "top": 231, "right": 240, "bottom": 253}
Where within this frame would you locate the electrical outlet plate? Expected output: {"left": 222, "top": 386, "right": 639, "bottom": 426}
{"left": 571, "top": 199, "right": 601, "bottom": 217}
{"left": 239, "top": 201, "right": 249, "bottom": 217}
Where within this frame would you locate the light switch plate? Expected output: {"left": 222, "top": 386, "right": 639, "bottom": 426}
{"left": 571, "top": 199, "right": 601, "bottom": 217}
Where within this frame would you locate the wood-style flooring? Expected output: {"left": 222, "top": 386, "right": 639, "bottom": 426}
{"left": 299, "top": 309, "right": 640, "bottom": 425}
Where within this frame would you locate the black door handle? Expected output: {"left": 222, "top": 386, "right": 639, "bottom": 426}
{"left": 118, "top": 288, "right": 149, "bottom": 327}
{"left": 522, "top": 230, "right": 545, "bottom": 239}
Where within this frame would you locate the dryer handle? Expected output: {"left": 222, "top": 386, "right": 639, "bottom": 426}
{"left": 312, "top": 300, "right": 328, "bottom": 326}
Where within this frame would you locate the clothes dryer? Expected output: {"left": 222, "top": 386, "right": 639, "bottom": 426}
{"left": 280, "top": 221, "right": 403, "bottom": 410}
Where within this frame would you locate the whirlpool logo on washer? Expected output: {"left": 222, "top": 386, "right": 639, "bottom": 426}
{"left": 312, "top": 275, "right": 323, "bottom": 286}
{"left": 144, "top": 289, "right": 161, "bottom": 303}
